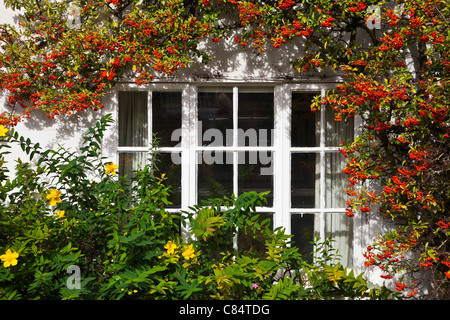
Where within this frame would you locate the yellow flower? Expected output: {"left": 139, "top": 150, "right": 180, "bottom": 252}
{"left": 46, "top": 188, "right": 62, "bottom": 206}
{"left": 0, "top": 125, "right": 8, "bottom": 137}
{"left": 182, "top": 244, "right": 195, "bottom": 260}
{"left": 105, "top": 162, "right": 119, "bottom": 176}
{"left": 56, "top": 210, "right": 65, "bottom": 219}
{"left": 164, "top": 241, "right": 177, "bottom": 255}
{"left": 0, "top": 249, "right": 19, "bottom": 268}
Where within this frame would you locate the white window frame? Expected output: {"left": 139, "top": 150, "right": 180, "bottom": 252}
{"left": 107, "top": 81, "right": 358, "bottom": 266}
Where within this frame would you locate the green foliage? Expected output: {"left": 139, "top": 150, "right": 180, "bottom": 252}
{"left": 0, "top": 115, "right": 396, "bottom": 300}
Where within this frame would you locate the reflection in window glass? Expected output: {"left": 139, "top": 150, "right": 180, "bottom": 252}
{"left": 238, "top": 92, "right": 274, "bottom": 146}
{"left": 291, "top": 214, "right": 316, "bottom": 263}
{"left": 291, "top": 92, "right": 320, "bottom": 147}
{"left": 197, "top": 152, "right": 233, "bottom": 203}
{"left": 198, "top": 92, "right": 233, "bottom": 146}
{"left": 119, "top": 91, "right": 148, "bottom": 147}
{"left": 291, "top": 153, "right": 317, "bottom": 208}
{"left": 325, "top": 213, "right": 354, "bottom": 268}
{"left": 238, "top": 151, "right": 273, "bottom": 206}
{"left": 152, "top": 92, "right": 182, "bottom": 147}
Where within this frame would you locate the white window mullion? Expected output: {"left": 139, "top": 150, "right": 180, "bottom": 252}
{"left": 232, "top": 86, "right": 239, "bottom": 197}
{"left": 182, "top": 85, "right": 196, "bottom": 241}
{"left": 105, "top": 89, "right": 119, "bottom": 165}
{"left": 274, "top": 85, "right": 290, "bottom": 235}
{"left": 147, "top": 90, "right": 153, "bottom": 149}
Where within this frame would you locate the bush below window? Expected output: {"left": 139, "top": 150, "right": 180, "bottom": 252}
{"left": 0, "top": 115, "right": 398, "bottom": 300}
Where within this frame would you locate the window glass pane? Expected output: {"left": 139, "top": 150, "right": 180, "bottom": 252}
{"left": 325, "top": 152, "right": 348, "bottom": 208}
{"left": 325, "top": 213, "right": 353, "bottom": 268}
{"left": 291, "top": 153, "right": 318, "bottom": 208}
{"left": 238, "top": 151, "right": 273, "bottom": 206}
{"left": 119, "top": 152, "right": 147, "bottom": 178}
{"left": 325, "top": 106, "right": 354, "bottom": 146}
{"left": 291, "top": 213, "right": 317, "bottom": 263}
{"left": 119, "top": 91, "right": 148, "bottom": 147}
{"left": 152, "top": 92, "right": 182, "bottom": 147}
{"left": 291, "top": 92, "right": 320, "bottom": 147}
{"left": 198, "top": 92, "right": 233, "bottom": 147}
{"left": 155, "top": 152, "right": 181, "bottom": 208}
{"left": 238, "top": 92, "right": 274, "bottom": 146}
{"left": 238, "top": 213, "right": 273, "bottom": 257}
{"left": 197, "top": 151, "right": 233, "bottom": 203}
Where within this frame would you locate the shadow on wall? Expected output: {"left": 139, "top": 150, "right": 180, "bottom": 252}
{"left": 0, "top": 93, "right": 100, "bottom": 153}
{"left": 26, "top": 109, "right": 101, "bottom": 148}
{"left": 174, "top": 30, "right": 334, "bottom": 82}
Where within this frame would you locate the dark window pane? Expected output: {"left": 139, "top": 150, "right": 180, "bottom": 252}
{"left": 152, "top": 92, "right": 182, "bottom": 147}
{"left": 120, "top": 152, "right": 181, "bottom": 208}
{"left": 291, "top": 214, "right": 316, "bottom": 263}
{"left": 238, "top": 151, "right": 273, "bottom": 206}
{"left": 198, "top": 92, "right": 233, "bottom": 147}
{"left": 238, "top": 213, "right": 273, "bottom": 257}
{"left": 155, "top": 152, "right": 182, "bottom": 208}
{"left": 119, "top": 91, "right": 148, "bottom": 147}
{"left": 291, "top": 153, "right": 318, "bottom": 208}
{"left": 197, "top": 152, "right": 233, "bottom": 202}
{"left": 291, "top": 92, "right": 320, "bottom": 147}
{"left": 238, "top": 92, "right": 274, "bottom": 146}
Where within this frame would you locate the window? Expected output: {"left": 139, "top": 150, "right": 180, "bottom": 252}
{"left": 116, "top": 83, "right": 354, "bottom": 266}
{"left": 288, "top": 90, "right": 354, "bottom": 265}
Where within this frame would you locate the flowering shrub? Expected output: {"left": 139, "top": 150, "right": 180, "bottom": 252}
{"left": 0, "top": 115, "right": 396, "bottom": 300}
